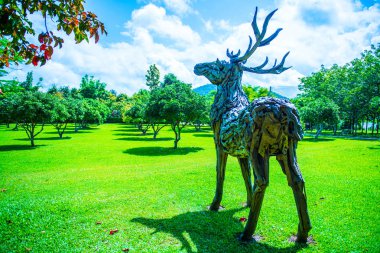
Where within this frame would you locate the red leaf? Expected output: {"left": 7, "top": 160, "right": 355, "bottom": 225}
{"left": 239, "top": 217, "right": 247, "bottom": 222}
{"left": 38, "top": 34, "right": 44, "bottom": 43}
{"left": 0, "top": 89, "right": 3, "bottom": 95}
{"left": 95, "top": 32, "right": 99, "bottom": 44}
{"left": 109, "top": 229, "right": 119, "bottom": 235}
{"left": 40, "top": 44, "right": 47, "bottom": 51}
{"left": 32, "top": 56, "right": 39, "bottom": 66}
{"left": 29, "top": 44, "right": 38, "bottom": 50}
{"left": 44, "top": 46, "right": 53, "bottom": 60}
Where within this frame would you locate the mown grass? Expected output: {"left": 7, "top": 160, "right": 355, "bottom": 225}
{"left": 0, "top": 123, "right": 379, "bottom": 252}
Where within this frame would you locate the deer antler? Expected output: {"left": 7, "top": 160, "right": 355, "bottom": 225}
{"left": 226, "top": 7, "right": 290, "bottom": 74}
{"left": 242, "top": 52, "right": 291, "bottom": 74}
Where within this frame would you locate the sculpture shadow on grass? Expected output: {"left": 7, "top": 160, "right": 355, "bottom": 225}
{"left": 0, "top": 144, "right": 46, "bottom": 151}
{"left": 131, "top": 208, "right": 308, "bottom": 253}
{"left": 123, "top": 146, "right": 204, "bottom": 156}
{"left": 115, "top": 137, "right": 173, "bottom": 142}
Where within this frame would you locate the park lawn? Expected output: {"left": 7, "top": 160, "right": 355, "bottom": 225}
{"left": 0, "top": 123, "right": 379, "bottom": 253}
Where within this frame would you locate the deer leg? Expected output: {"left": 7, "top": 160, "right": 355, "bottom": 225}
{"left": 277, "top": 141, "right": 312, "bottom": 243}
{"left": 240, "top": 149, "right": 269, "bottom": 241}
{"left": 238, "top": 157, "right": 253, "bottom": 207}
{"left": 209, "top": 146, "right": 228, "bottom": 211}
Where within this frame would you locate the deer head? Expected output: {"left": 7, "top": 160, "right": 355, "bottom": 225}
{"left": 194, "top": 7, "right": 291, "bottom": 86}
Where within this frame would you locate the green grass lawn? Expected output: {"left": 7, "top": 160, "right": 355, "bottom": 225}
{"left": 0, "top": 123, "right": 379, "bottom": 252}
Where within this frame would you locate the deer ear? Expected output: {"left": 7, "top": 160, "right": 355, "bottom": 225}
{"left": 216, "top": 58, "right": 223, "bottom": 68}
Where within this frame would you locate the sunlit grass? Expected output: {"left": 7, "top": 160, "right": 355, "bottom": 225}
{"left": 0, "top": 123, "right": 379, "bottom": 252}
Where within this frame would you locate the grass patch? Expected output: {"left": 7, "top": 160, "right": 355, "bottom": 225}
{"left": 0, "top": 124, "right": 379, "bottom": 252}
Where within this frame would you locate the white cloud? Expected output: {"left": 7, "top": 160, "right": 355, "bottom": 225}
{"left": 124, "top": 4, "right": 201, "bottom": 47}
{"left": 139, "top": 0, "right": 195, "bottom": 15}
{"left": 162, "top": 0, "right": 194, "bottom": 15}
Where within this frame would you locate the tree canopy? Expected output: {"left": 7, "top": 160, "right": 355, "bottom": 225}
{"left": 294, "top": 43, "right": 380, "bottom": 136}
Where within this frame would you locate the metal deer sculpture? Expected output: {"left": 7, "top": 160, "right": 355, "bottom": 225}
{"left": 194, "top": 8, "right": 311, "bottom": 242}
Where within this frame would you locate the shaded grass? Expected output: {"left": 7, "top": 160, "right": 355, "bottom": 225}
{"left": 0, "top": 123, "right": 379, "bottom": 252}
{"left": 123, "top": 146, "right": 204, "bottom": 156}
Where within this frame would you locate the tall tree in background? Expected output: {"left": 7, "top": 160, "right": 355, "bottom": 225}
{"left": 145, "top": 64, "right": 160, "bottom": 90}
{"left": 0, "top": 0, "right": 106, "bottom": 67}
{"left": 79, "top": 75, "right": 109, "bottom": 100}
{"left": 20, "top": 71, "right": 42, "bottom": 91}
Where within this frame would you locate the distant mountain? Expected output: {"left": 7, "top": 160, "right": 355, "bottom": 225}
{"left": 194, "top": 84, "right": 293, "bottom": 100}
{"left": 268, "top": 90, "right": 289, "bottom": 100}
{"left": 193, "top": 84, "right": 216, "bottom": 96}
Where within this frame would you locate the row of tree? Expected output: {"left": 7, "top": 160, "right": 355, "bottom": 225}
{"left": 0, "top": 72, "right": 127, "bottom": 146}
{"left": 293, "top": 44, "right": 380, "bottom": 138}
{"left": 0, "top": 65, "right": 211, "bottom": 149}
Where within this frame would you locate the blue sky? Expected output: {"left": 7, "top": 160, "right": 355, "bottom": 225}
{"left": 8, "top": 0, "right": 380, "bottom": 97}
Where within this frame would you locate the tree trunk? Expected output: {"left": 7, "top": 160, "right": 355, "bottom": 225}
{"left": 31, "top": 137, "right": 35, "bottom": 147}
{"left": 361, "top": 119, "right": 364, "bottom": 134}
{"left": 371, "top": 117, "right": 375, "bottom": 135}
{"left": 315, "top": 125, "right": 323, "bottom": 139}
{"left": 172, "top": 123, "right": 181, "bottom": 149}
{"left": 365, "top": 118, "right": 368, "bottom": 135}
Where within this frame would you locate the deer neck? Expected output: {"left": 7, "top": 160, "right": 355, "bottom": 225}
{"left": 210, "top": 71, "right": 249, "bottom": 124}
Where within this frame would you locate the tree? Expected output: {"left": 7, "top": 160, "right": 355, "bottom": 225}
{"left": 145, "top": 64, "right": 160, "bottom": 90}
{"left": 191, "top": 93, "right": 209, "bottom": 131}
{"left": 20, "top": 71, "right": 42, "bottom": 91}
{"left": 151, "top": 75, "right": 199, "bottom": 148}
{"left": 50, "top": 96, "right": 71, "bottom": 138}
{"left": 145, "top": 88, "right": 167, "bottom": 139}
{"left": 0, "top": 72, "right": 22, "bottom": 127}
{"left": 124, "top": 89, "right": 150, "bottom": 134}
{"left": 162, "top": 73, "right": 179, "bottom": 87}
{"left": 0, "top": 0, "right": 106, "bottom": 67}
{"left": 299, "top": 97, "right": 340, "bottom": 138}
{"left": 79, "top": 75, "right": 109, "bottom": 100}
{"left": 242, "top": 85, "right": 269, "bottom": 101}
{"left": 0, "top": 89, "right": 18, "bottom": 127}
{"left": 296, "top": 44, "right": 380, "bottom": 136}
{"left": 11, "top": 91, "right": 54, "bottom": 146}
{"left": 79, "top": 98, "right": 109, "bottom": 127}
